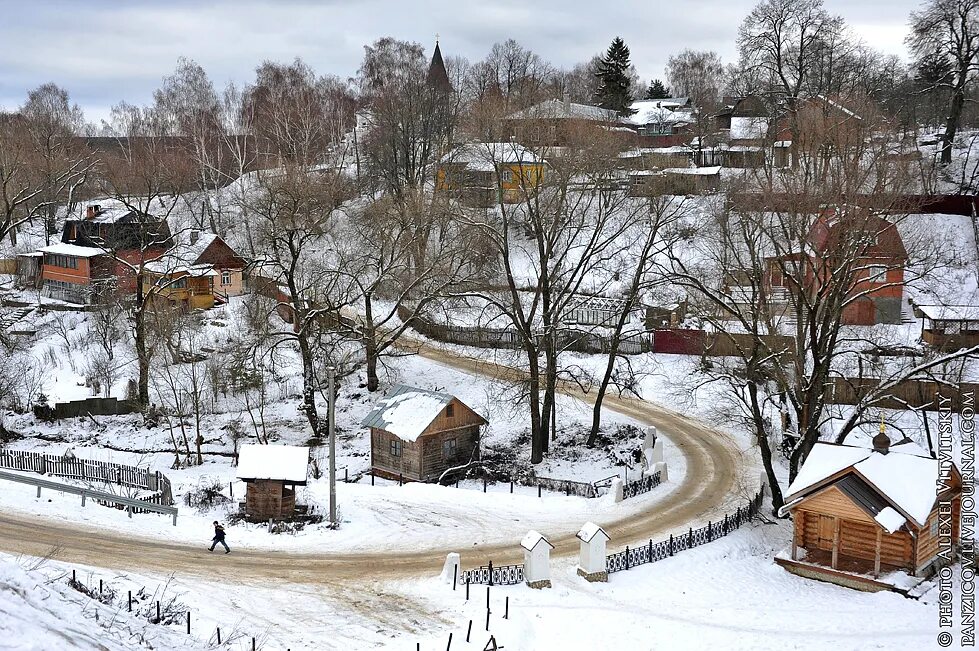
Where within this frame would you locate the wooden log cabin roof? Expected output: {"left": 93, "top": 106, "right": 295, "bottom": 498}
{"left": 235, "top": 444, "right": 310, "bottom": 484}
{"left": 780, "top": 441, "right": 958, "bottom": 530}
{"left": 361, "top": 384, "right": 488, "bottom": 442}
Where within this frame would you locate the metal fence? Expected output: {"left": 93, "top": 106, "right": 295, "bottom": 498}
{"left": 0, "top": 469, "right": 178, "bottom": 525}
{"left": 462, "top": 561, "right": 525, "bottom": 586}
{"left": 622, "top": 471, "right": 661, "bottom": 500}
{"left": 0, "top": 449, "right": 174, "bottom": 506}
{"left": 606, "top": 488, "right": 765, "bottom": 574}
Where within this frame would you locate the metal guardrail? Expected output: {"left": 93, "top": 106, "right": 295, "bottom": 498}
{"left": 0, "top": 469, "right": 179, "bottom": 525}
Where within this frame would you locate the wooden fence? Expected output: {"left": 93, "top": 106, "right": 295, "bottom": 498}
{"left": 825, "top": 377, "right": 979, "bottom": 412}
{"left": 0, "top": 449, "right": 173, "bottom": 506}
{"left": 397, "top": 304, "right": 654, "bottom": 355}
{"left": 35, "top": 396, "right": 140, "bottom": 421}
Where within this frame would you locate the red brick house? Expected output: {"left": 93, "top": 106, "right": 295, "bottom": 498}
{"left": 765, "top": 207, "right": 908, "bottom": 325}
{"left": 40, "top": 203, "right": 174, "bottom": 303}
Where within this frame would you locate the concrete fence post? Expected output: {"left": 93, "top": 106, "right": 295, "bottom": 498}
{"left": 520, "top": 530, "right": 553, "bottom": 589}
{"left": 653, "top": 461, "right": 669, "bottom": 483}
{"left": 609, "top": 477, "right": 624, "bottom": 503}
{"left": 441, "top": 552, "right": 461, "bottom": 585}
{"left": 576, "top": 522, "right": 610, "bottom": 582}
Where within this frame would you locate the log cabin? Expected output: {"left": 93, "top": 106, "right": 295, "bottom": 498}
{"left": 362, "top": 385, "right": 488, "bottom": 483}
{"left": 776, "top": 432, "right": 960, "bottom": 592}
{"left": 235, "top": 444, "right": 310, "bottom": 522}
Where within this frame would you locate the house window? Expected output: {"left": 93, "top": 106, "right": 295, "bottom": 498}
{"left": 500, "top": 169, "right": 513, "bottom": 184}
{"left": 547, "top": 125, "right": 556, "bottom": 141}
{"left": 931, "top": 518, "right": 940, "bottom": 537}
{"left": 867, "top": 265, "right": 887, "bottom": 283}
{"left": 442, "top": 437, "right": 457, "bottom": 458}
{"left": 221, "top": 270, "right": 232, "bottom": 286}
{"left": 390, "top": 439, "right": 402, "bottom": 457}
{"left": 532, "top": 126, "right": 541, "bottom": 142}
{"left": 446, "top": 403, "right": 455, "bottom": 418}
{"left": 45, "top": 254, "right": 78, "bottom": 269}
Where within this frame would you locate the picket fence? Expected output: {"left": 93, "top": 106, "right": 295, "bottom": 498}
{"left": 0, "top": 449, "right": 174, "bottom": 507}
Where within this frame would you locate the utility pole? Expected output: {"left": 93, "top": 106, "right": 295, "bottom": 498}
{"left": 328, "top": 367, "right": 337, "bottom": 526}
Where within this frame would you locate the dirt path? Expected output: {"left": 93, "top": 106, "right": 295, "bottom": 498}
{"left": 0, "top": 344, "right": 747, "bottom": 585}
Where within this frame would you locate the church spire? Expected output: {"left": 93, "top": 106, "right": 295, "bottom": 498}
{"left": 427, "top": 39, "right": 452, "bottom": 92}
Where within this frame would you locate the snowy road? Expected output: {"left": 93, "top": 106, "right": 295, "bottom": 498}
{"left": 0, "top": 342, "right": 748, "bottom": 584}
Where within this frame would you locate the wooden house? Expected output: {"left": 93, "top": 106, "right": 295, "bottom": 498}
{"left": 914, "top": 304, "right": 979, "bottom": 351}
{"left": 628, "top": 166, "right": 721, "bottom": 197}
{"left": 436, "top": 142, "right": 546, "bottom": 207}
{"left": 142, "top": 230, "right": 247, "bottom": 310}
{"left": 362, "top": 385, "right": 488, "bottom": 482}
{"left": 235, "top": 444, "right": 310, "bottom": 521}
{"left": 501, "top": 98, "right": 620, "bottom": 149}
{"left": 764, "top": 207, "right": 908, "bottom": 325}
{"left": 39, "top": 243, "right": 112, "bottom": 304}
{"left": 777, "top": 434, "right": 960, "bottom": 592}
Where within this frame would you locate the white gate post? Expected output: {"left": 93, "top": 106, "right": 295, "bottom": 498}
{"left": 441, "top": 552, "right": 461, "bottom": 584}
{"left": 653, "top": 461, "right": 669, "bottom": 482}
{"left": 609, "top": 477, "right": 624, "bottom": 502}
{"left": 576, "top": 522, "right": 610, "bottom": 582}
{"left": 521, "top": 531, "right": 553, "bottom": 589}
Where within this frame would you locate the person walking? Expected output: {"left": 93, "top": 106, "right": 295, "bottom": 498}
{"left": 209, "top": 521, "right": 230, "bottom": 553}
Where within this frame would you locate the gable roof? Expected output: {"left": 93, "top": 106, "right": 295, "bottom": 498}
{"left": 235, "top": 444, "right": 310, "bottom": 482}
{"left": 783, "top": 442, "right": 948, "bottom": 527}
{"left": 624, "top": 101, "right": 695, "bottom": 128}
{"left": 505, "top": 99, "right": 617, "bottom": 122}
{"left": 361, "top": 384, "right": 487, "bottom": 442}
{"left": 439, "top": 142, "right": 543, "bottom": 171}
{"left": 576, "top": 521, "right": 610, "bottom": 543}
{"left": 520, "top": 530, "right": 554, "bottom": 552}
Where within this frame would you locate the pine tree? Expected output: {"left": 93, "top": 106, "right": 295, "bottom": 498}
{"left": 645, "top": 79, "right": 670, "bottom": 100}
{"left": 594, "top": 37, "right": 636, "bottom": 116}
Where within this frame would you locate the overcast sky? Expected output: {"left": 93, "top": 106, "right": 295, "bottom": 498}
{"left": 0, "top": 0, "right": 921, "bottom": 123}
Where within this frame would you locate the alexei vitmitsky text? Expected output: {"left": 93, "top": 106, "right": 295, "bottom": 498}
{"left": 937, "top": 390, "right": 975, "bottom": 648}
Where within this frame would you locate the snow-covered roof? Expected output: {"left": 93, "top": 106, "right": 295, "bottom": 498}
{"left": 235, "top": 444, "right": 310, "bottom": 482}
{"left": 71, "top": 205, "right": 142, "bottom": 224}
{"left": 874, "top": 507, "right": 907, "bottom": 534}
{"left": 143, "top": 259, "right": 217, "bottom": 277}
{"left": 439, "top": 142, "right": 542, "bottom": 172}
{"left": 576, "top": 521, "right": 610, "bottom": 543}
{"left": 662, "top": 166, "right": 721, "bottom": 176}
{"left": 361, "top": 385, "right": 485, "bottom": 442}
{"left": 505, "top": 99, "right": 617, "bottom": 122}
{"left": 625, "top": 101, "right": 695, "bottom": 127}
{"left": 729, "top": 116, "right": 769, "bottom": 140}
{"left": 917, "top": 304, "right": 979, "bottom": 321}
{"left": 520, "top": 530, "right": 554, "bottom": 551}
{"left": 785, "top": 442, "right": 944, "bottom": 527}
{"left": 39, "top": 243, "right": 107, "bottom": 258}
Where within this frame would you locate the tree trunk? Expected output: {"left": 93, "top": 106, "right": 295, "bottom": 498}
{"left": 365, "top": 338, "right": 379, "bottom": 392}
{"left": 527, "top": 352, "right": 545, "bottom": 464}
{"left": 134, "top": 305, "right": 150, "bottom": 406}
{"left": 941, "top": 82, "right": 967, "bottom": 165}
{"left": 748, "top": 381, "right": 785, "bottom": 515}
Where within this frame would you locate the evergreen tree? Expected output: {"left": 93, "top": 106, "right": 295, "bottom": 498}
{"left": 645, "top": 79, "right": 670, "bottom": 99}
{"left": 594, "top": 37, "right": 636, "bottom": 115}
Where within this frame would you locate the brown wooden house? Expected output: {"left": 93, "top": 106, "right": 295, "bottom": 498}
{"left": 235, "top": 444, "right": 310, "bottom": 521}
{"left": 777, "top": 434, "right": 960, "bottom": 592}
{"left": 914, "top": 304, "right": 979, "bottom": 351}
{"left": 362, "top": 385, "right": 488, "bottom": 483}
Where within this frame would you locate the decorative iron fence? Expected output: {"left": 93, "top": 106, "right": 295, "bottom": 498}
{"left": 0, "top": 449, "right": 174, "bottom": 506}
{"left": 462, "top": 560, "right": 525, "bottom": 586}
{"left": 606, "top": 488, "right": 764, "bottom": 574}
{"left": 622, "top": 471, "right": 661, "bottom": 500}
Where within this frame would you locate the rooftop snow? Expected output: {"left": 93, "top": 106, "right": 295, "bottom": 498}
{"left": 786, "top": 442, "right": 942, "bottom": 527}
{"left": 520, "top": 529, "right": 553, "bottom": 551}
{"left": 361, "top": 385, "right": 485, "bottom": 442}
{"left": 235, "top": 444, "right": 310, "bottom": 482}
{"left": 439, "top": 142, "right": 542, "bottom": 172}
{"left": 874, "top": 507, "right": 906, "bottom": 534}
{"left": 662, "top": 166, "right": 721, "bottom": 176}
{"left": 576, "top": 521, "right": 609, "bottom": 543}
{"left": 917, "top": 304, "right": 979, "bottom": 321}
{"left": 39, "top": 243, "right": 107, "bottom": 258}
{"left": 729, "top": 117, "right": 769, "bottom": 140}
{"left": 625, "top": 101, "right": 695, "bottom": 127}
{"left": 505, "top": 99, "right": 617, "bottom": 122}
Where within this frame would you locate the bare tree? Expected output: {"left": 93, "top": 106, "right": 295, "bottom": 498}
{"left": 908, "top": 0, "right": 979, "bottom": 164}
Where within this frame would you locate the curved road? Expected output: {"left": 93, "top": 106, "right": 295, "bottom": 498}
{"left": 0, "top": 344, "right": 746, "bottom": 583}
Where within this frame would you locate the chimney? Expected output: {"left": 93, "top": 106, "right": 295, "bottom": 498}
{"left": 873, "top": 417, "right": 890, "bottom": 455}
{"left": 190, "top": 229, "right": 201, "bottom": 245}
{"left": 85, "top": 205, "right": 96, "bottom": 219}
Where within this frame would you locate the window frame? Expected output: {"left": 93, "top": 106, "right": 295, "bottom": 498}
{"left": 442, "top": 437, "right": 457, "bottom": 459}
{"left": 390, "top": 439, "right": 403, "bottom": 457}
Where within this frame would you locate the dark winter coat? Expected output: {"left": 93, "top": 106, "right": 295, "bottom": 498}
{"left": 212, "top": 524, "right": 226, "bottom": 541}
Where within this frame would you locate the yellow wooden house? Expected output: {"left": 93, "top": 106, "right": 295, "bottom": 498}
{"left": 436, "top": 142, "right": 545, "bottom": 207}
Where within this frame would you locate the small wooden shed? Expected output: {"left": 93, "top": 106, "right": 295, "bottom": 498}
{"left": 777, "top": 434, "right": 960, "bottom": 591}
{"left": 362, "top": 384, "right": 488, "bottom": 482}
{"left": 235, "top": 444, "right": 310, "bottom": 521}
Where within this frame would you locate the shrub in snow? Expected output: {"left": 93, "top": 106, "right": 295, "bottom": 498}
{"left": 182, "top": 479, "right": 231, "bottom": 511}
